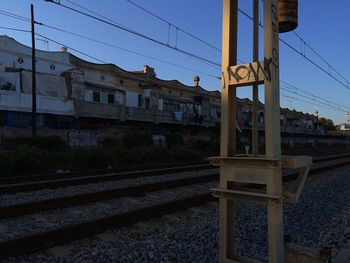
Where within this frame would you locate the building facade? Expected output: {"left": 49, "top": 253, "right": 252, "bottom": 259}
{"left": 0, "top": 35, "right": 324, "bottom": 136}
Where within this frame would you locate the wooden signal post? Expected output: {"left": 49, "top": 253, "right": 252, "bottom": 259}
{"left": 211, "top": 0, "right": 311, "bottom": 262}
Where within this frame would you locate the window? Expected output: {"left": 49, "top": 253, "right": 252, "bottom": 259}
{"left": 138, "top": 94, "right": 142, "bottom": 107}
{"left": 163, "top": 98, "right": 180, "bottom": 112}
{"left": 84, "top": 89, "right": 93, "bottom": 102}
{"left": 108, "top": 93, "right": 115, "bottom": 104}
{"left": 85, "top": 84, "right": 124, "bottom": 105}
{"left": 93, "top": 90, "right": 100, "bottom": 102}
{"left": 100, "top": 88, "right": 108, "bottom": 104}
{"left": 0, "top": 82, "right": 15, "bottom": 91}
{"left": 145, "top": 98, "right": 150, "bottom": 109}
{"left": 13, "top": 112, "right": 31, "bottom": 127}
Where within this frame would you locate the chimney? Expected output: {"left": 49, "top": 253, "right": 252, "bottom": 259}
{"left": 143, "top": 65, "right": 156, "bottom": 76}
{"left": 60, "top": 46, "right": 67, "bottom": 52}
{"left": 194, "top": 75, "right": 200, "bottom": 87}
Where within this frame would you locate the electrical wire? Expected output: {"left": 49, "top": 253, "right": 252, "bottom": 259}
{"left": 125, "top": 0, "right": 221, "bottom": 52}
{"left": 281, "top": 87, "right": 347, "bottom": 112}
{"left": 0, "top": 10, "right": 221, "bottom": 79}
{"left": 0, "top": 26, "right": 30, "bottom": 33}
{"left": 281, "top": 80, "right": 350, "bottom": 111}
{"left": 44, "top": 0, "right": 222, "bottom": 69}
{"left": 38, "top": 23, "right": 221, "bottom": 79}
{"left": 1, "top": 8, "right": 348, "bottom": 116}
{"left": 0, "top": 10, "right": 30, "bottom": 23}
{"left": 35, "top": 33, "right": 107, "bottom": 63}
{"left": 292, "top": 31, "right": 349, "bottom": 86}
{"left": 281, "top": 93, "right": 344, "bottom": 113}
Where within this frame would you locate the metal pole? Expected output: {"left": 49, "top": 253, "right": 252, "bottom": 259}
{"left": 31, "top": 4, "right": 37, "bottom": 136}
{"left": 252, "top": 0, "right": 259, "bottom": 156}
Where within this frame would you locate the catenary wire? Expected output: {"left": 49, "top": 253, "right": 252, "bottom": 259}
{"left": 44, "top": 0, "right": 222, "bottom": 69}
{"left": 0, "top": 9, "right": 347, "bottom": 115}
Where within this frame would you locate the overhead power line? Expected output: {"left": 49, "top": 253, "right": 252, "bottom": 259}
{"left": 292, "top": 31, "right": 349, "bottom": 86}
{"left": 281, "top": 80, "right": 350, "bottom": 111}
{"left": 0, "top": 10, "right": 220, "bottom": 80}
{"left": 46, "top": 0, "right": 350, "bottom": 92}
{"left": 36, "top": 33, "right": 107, "bottom": 63}
{"left": 281, "top": 87, "right": 348, "bottom": 113}
{"left": 281, "top": 93, "right": 345, "bottom": 113}
{"left": 0, "top": 8, "right": 347, "bottom": 116}
{"left": 0, "top": 26, "right": 30, "bottom": 33}
{"left": 240, "top": 5, "right": 350, "bottom": 91}
{"left": 125, "top": 0, "right": 221, "bottom": 52}
{"left": 39, "top": 23, "right": 220, "bottom": 79}
{"left": 0, "top": 10, "right": 30, "bottom": 23}
{"left": 44, "top": 0, "right": 221, "bottom": 69}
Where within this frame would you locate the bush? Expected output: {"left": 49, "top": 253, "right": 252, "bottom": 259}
{"left": 165, "top": 133, "right": 184, "bottom": 147}
{"left": 123, "top": 133, "right": 152, "bottom": 147}
{"left": 0, "top": 144, "right": 204, "bottom": 177}
{"left": 71, "top": 148, "right": 116, "bottom": 170}
{"left": 4, "top": 135, "right": 68, "bottom": 151}
{"left": 193, "top": 139, "right": 219, "bottom": 153}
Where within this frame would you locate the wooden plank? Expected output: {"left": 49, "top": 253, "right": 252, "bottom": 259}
{"left": 220, "top": 0, "right": 238, "bottom": 157}
{"left": 219, "top": 2, "right": 238, "bottom": 261}
{"left": 252, "top": 0, "right": 259, "bottom": 156}
{"left": 264, "top": 0, "right": 281, "bottom": 159}
{"left": 211, "top": 188, "right": 281, "bottom": 201}
{"left": 228, "top": 61, "right": 266, "bottom": 86}
{"left": 281, "top": 155, "right": 312, "bottom": 169}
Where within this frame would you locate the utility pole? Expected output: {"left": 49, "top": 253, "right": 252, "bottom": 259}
{"left": 31, "top": 4, "right": 37, "bottom": 136}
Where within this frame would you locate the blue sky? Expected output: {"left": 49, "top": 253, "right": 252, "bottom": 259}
{"left": 1, "top": 0, "right": 349, "bottom": 124}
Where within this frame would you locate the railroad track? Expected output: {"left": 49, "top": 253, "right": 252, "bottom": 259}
{"left": 0, "top": 160, "right": 209, "bottom": 185}
{"left": 0, "top": 149, "right": 343, "bottom": 186}
{"left": 0, "top": 152, "right": 350, "bottom": 259}
{"left": 0, "top": 163, "right": 214, "bottom": 194}
{"left": 0, "top": 152, "right": 348, "bottom": 219}
{"left": 1, "top": 151, "right": 349, "bottom": 195}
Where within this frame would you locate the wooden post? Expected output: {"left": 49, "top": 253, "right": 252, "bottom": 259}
{"left": 31, "top": 4, "right": 37, "bottom": 136}
{"left": 219, "top": 0, "right": 238, "bottom": 261}
{"left": 252, "top": 0, "right": 259, "bottom": 156}
{"left": 264, "top": 0, "right": 284, "bottom": 262}
{"left": 220, "top": 0, "right": 238, "bottom": 157}
{"left": 264, "top": 0, "right": 281, "bottom": 158}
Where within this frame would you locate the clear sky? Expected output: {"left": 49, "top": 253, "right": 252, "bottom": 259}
{"left": 1, "top": 0, "right": 349, "bottom": 124}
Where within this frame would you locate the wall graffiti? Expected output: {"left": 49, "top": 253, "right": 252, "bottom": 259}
{"left": 66, "top": 130, "right": 103, "bottom": 148}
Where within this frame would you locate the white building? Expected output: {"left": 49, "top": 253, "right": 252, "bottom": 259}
{"left": 0, "top": 35, "right": 221, "bottom": 129}
{"left": 0, "top": 35, "right": 74, "bottom": 127}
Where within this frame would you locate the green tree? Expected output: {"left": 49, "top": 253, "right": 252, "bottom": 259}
{"left": 319, "top": 117, "right": 335, "bottom": 131}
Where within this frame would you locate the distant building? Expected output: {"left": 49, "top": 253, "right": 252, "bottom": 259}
{"left": 0, "top": 35, "right": 324, "bottom": 135}
{"left": 339, "top": 123, "right": 350, "bottom": 131}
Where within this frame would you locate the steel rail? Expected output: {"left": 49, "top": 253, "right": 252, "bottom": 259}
{"left": 0, "top": 153, "right": 349, "bottom": 219}
{"left": 0, "top": 152, "right": 348, "bottom": 195}
{"left": 0, "top": 164, "right": 214, "bottom": 194}
{"left": 0, "top": 154, "right": 350, "bottom": 259}
{"left": 0, "top": 161, "right": 208, "bottom": 185}
{"left": 0, "top": 193, "right": 214, "bottom": 259}
{"left": 0, "top": 174, "right": 218, "bottom": 218}
{"left": 0, "top": 150, "right": 345, "bottom": 185}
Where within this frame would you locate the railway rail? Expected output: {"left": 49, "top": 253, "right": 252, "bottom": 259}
{"left": 0, "top": 152, "right": 350, "bottom": 259}
{"left": 0, "top": 149, "right": 343, "bottom": 185}
{"left": 1, "top": 151, "right": 349, "bottom": 195}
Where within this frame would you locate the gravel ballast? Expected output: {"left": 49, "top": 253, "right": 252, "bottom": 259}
{"left": 0, "top": 169, "right": 218, "bottom": 207}
{"left": 2, "top": 166, "right": 350, "bottom": 262}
